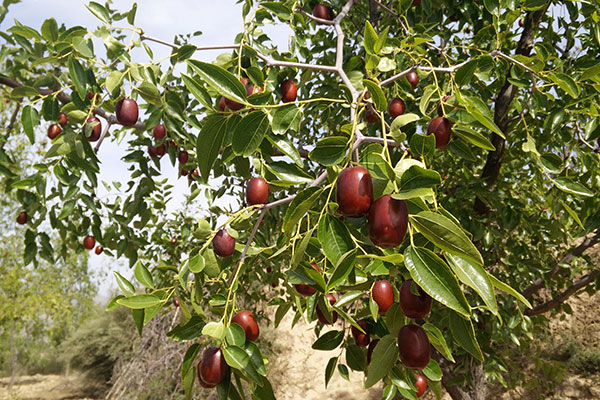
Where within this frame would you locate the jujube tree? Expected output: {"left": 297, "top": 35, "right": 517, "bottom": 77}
{"left": 1, "top": 0, "right": 599, "bottom": 399}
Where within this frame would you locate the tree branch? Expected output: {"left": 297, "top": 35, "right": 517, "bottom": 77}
{"left": 474, "top": 5, "right": 549, "bottom": 213}
{"left": 525, "top": 270, "right": 600, "bottom": 316}
{"left": 522, "top": 233, "right": 599, "bottom": 298}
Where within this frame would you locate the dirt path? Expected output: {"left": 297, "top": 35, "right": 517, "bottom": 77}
{"left": 0, "top": 373, "right": 102, "bottom": 400}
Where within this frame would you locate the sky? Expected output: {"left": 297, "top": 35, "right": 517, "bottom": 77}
{"left": 2, "top": 1, "right": 289, "bottom": 302}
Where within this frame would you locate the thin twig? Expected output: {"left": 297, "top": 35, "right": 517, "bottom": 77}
{"left": 94, "top": 122, "right": 113, "bottom": 152}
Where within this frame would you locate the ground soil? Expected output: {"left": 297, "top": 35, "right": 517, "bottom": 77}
{"left": 0, "top": 373, "right": 103, "bottom": 400}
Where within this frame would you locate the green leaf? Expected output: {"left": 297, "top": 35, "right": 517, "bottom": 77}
{"left": 327, "top": 248, "right": 357, "bottom": 290}
{"left": 446, "top": 254, "right": 498, "bottom": 315}
{"left": 117, "top": 294, "right": 162, "bottom": 309}
{"left": 272, "top": 104, "right": 303, "bottom": 135}
{"left": 134, "top": 261, "right": 154, "bottom": 289}
{"left": 385, "top": 303, "right": 405, "bottom": 336}
{"left": 488, "top": 274, "right": 532, "bottom": 308}
{"left": 553, "top": 177, "right": 593, "bottom": 197}
{"left": 223, "top": 346, "right": 261, "bottom": 383}
{"left": 423, "top": 359, "right": 443, "bottom": 382}
{"left": 312, "top": 330, "right": 344, "bottom": 350}
{"left": 559, "top": 200, "right": 585, "bottom": 230}
{"left": 11, "top": 86, "right": 39, "bottom": 98}
{"left": 113, "top": 271, "right": 135, "bottom": 295}
{"left": 399, "top": 165, "right": 441, "bottom": 190}
{"left": 483, "top": 0, "right": 499, "bottom": 15}
{"left": 167, "top": 316, "right": 205, "bottom": 341}
{"left": 363, "top": 21, "right": 378, "bottom": 55}
{"left": 422, "top": 323, "right": 455, "bottom": 362}
{"left": 391, "top": 113, "right": 420, "bottom": 131}
{"left": 226, "top": 323, "right": 246, "bottom": 347}
{"left": 365, "top": 334, "right": 398, "bottom": 388}
{"left": 196, "top": 114, "right": 229, "bottom": 182}
{"left": 267, "top": 135, "right": 303, "bottom": 167}
{"left": 181, "top": 74, "right": 213, "bottom": 109}
{"left": 581, "top": 62, "right": 600, "bottom": 80}
{"left": 283, "top": 187, "right": 322, "bottom": 235}
{"left": 455, "top": 59, "right": 478, "bottom": 86}
{"left": 409, "top": 134, "right": 435, "bottom": 158}
{"left": 232, "top": 111, "right": 270, "bottom": 156}
{"left": 86, "top": 1, "right": 110, "bottom": 23}
{"left": 245, "top": 342, "right": 267, "bottom": 376}
{"left": 105, "top": 71, "right": 124, "bottom": 94}
{"left": 188, "top": 253, "right": 205, "bottom": 273}
{"left": 202, "top": 321, "right": 225, "bottom": 340}
{"left": 21, "top": 105, "right": 39, "bottom": 144}
{"left": 403, "top": 246, "right": 471, "bottom": 317}
{"left": 317, "top": 214, "right": 353, "bottom": 265}
{"left": 68, "top": 56, "right": 87, "bottom": 99}
{"left": 452, "top": 125, "right": 495, "bottom": 150}
{"left": 410, "top": 211, "right": 484, "bottom": 265}
{"left": 325, "top": 357, "right": 337, "bottom": 387}
{"left": 181, "top": 343, "right": 201, "bottom": 381}
{"left": 363, "top": 80, "right": 387, "bottom": 111}
{"left": 41, "top": 18, "right": 59, "bottom": 42}
{"left": 264, "top": 161, "right": 313, "bottom": 186}
{"left": 548, "top": 72, "right": 579, "bottom": 98}
{"left": 73, "top": 36, "right": 93, "bottom": 58}
{"left": 261, "top": 2, "right": 292, "bottom": 20}
{"left": 134, "top": 81, "right": 162, "bottom": 106}
{"left": 187, "top": 59, "right": 247, "bottom": 103}
{"left": 449, "top": 312, "right": 483, "bottom": 361}
{"left": 456, "top": 92, "right": 505, "bottom": 139}
{"left": 309, "top": 136, "right": 347, "bottom": 166}
{"left": 127, "top": 2, "right": 138, "bottom": 24}
{"left": 346, "top": 344, "right": 367, "bottom": 372}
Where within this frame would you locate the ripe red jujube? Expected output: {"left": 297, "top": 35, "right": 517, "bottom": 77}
{"left": 213, "top": 229, "right": 235, "bottom": 257}
{"left": 365, "top": 107, "right": 379, "bottom": 123}
{"left": 232, "top": 310, "right": 260, "bottom": 341}
{"left": 83, "top": 235, "right": 96, "bottom": 250}
{"left": 316, "top": 293, "right": 338, "bottom": 325}
{"left": 224, "top": 78, "right": 248, "bottom": 111}
{"left": 246, "top": 177, "right": 269, "bottom": 205}
{"left": 84, "top": 116, "right": 102, "bottom": 142}
{"left": 115, "top": 98, "right": 139, "bottom": 127}
{"left": 57, "top": 112, "right": 68, "bottom": 126}
{"left": 153, "top": 124, "right": 166, "bottom": 140}
{"left": 95, "top": 246, "right": 103, "bottom": 255}
{"left": 427, "top": 117, "right": 452, "bottom": 149}
{"left": 388, "top": 98, "right": 406, "bottom": 119}
{"left": 367, "top": 195, "right": 408, "bottom": 248}
{"left": 199, "top": 347, "right": 228, "bottom": 385}
{"left": 415, "top": 374, "right": 427, "bottom": 397}
{"left": 312, "top": 4, "right": 332, "bottom": 22}
{"left": 178, "top": 150, "right": 189, "bottom": 164}
{"left": 47, "top": 124, "right": 62, "bottom": 139}
{"left": 406, "top": 71, "right": 419, "bottom": 89}
{"left": 16, "top": 211, "right": 27, "bottom": 225}
{"left": 351, "top": 320, "right": 371, "bottom": 347}
{"left": 398, "top": 324, "right": 431, "bottom": 369}
{"left": 280, "top": 79, "right": 297, "bottom": 103}
{"left": 400, "top": 279, "right": 432, "bottom": 319}
{"left": 367, "top": 339, "right": 379, "bottom": 364}
{"left": 197, "top": 362, "right": 216, "bottom": 388}
{"left": 336, "top": 166, "right": 373, "bottom": 217}
{"left": 372, "top": 280, "right": 394, "bottom": 314}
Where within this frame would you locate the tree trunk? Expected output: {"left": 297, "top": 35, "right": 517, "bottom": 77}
{"left": 9, "top": 319, "right": 17, "bottom": 390}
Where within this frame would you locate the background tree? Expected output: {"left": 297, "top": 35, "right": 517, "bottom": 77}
{"left": 0, "top": 0, "right": 599, "bottom": 399}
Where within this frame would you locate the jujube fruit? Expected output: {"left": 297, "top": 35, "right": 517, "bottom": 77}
{"left": 312, "top": 4, "right": 332, "bottom": 22}
{"left": 406, "top": 71, "right": 419, "bottom": 89}
{"left": 84, "top": 116, "right": 102, "bottom": 142}
{"left": 232, "top": 310, "right": 260, "bottom": 341}
{"left": 372, "top": 280, "right": 394, "bottom": 314}
{"left": 199, "top": 347, "right": 228, "bottom": 385}
{"left": 388, "top": 98, "right": 406, "bottom": 119}
{"left": 212, "top": 229, "right": 235, "bottom": 257}
{"left": 95, "top": 246, "right": 103, "bottom": 255}
{"left": 178, "top": 150, "right": 189, "bottom": 164}
{"left": 280, "top": 79, "right": 297, "bottom": 103}
{"left": 398, "top": 324, "right": 431, "bottom": 369}
{"left": 336, "top": 166, "right": 373, "bottom": 217}
{"left": 155, "top": 143, "right": 167, "bottom": 157}
{"left": 57, "top": 112, "right": 68, "bottom": 126}
{"left": 197, "top": 362, "right": 216, "bottom": 389}
{"left": 83, "top": 235, "right": 96, "bottom": 250}
{"left": 16, "top": 211, "right": 27, "bottom": 225}
{"left": 224, "top": 78, "right": 248, "bottom": 111}
{"left": 246, "top": 177, "right": 269, "bottom": 206}
{"left": 399, "top": 279, "right": 432, "bottom": 319}
{"left": 365, "top": 107, "right": 379, "bottom": 123}
{"left": 316, "top": 293, "right": 338, "bottom": 325}
{"left": 427, "top": 117, "right": 452, "bottom": 149}
{"left": 351, "top": 320, "right": 371, "bottom": 347}
{"left": 47, "top": 124, "right": 61, "bottom": 139}
{"left": 173, "top": 298, "right": 180, "bottom": 307}
{"left": 171, "top": 237, "right": 177, "bottom": 245}
{"left": 115, "top": 98, "right": 139, "bottom": 127}
{"left": 367, "top": 195, "right": 408, "bottom": 248}
{"left": 367, "top": 339, "right": 379, "bottom": 364}
{"left": 218, "top": 96, "right": 226, "bottom": 111}
{"left": 153, "top": 124, "right": 166, "bottom": 139}
{"left": 415, "top": 374, "right": 427, "bottom": 397}
{"left": 436, "top": 95, "right": 451, "bottom": 116}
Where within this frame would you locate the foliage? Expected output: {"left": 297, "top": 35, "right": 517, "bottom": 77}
{"left": 0, "top": 0, "right": 599, "bottom": 399}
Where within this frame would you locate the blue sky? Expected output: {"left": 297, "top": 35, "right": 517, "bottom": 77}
{"left": 3, "top": 1, "right": 289, "bottom": 301}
